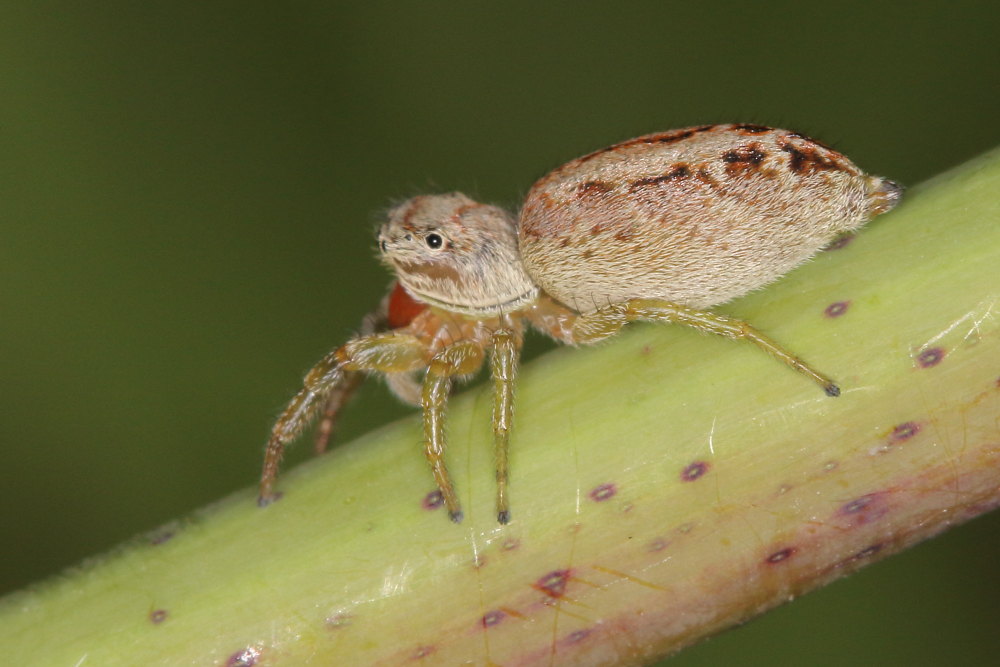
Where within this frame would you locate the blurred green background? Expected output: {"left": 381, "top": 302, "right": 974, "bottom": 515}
{"left": 1, "top": 2, "right": 998, "bottom": 664}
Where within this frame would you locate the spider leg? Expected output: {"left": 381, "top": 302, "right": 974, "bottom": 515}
{"left": 489, "top": 329, "right": 520, "bottom": 524}
{"left": 313, "top": 370, "right": 366, "bottom": 455}
{"left": 422, "top": 340, "right": 485, "bottom": 523}
{"left": 385, "top": 371, "right": 423, "bottom": 406}
{"left": 313, "top": 307, "right": 388, "bottom": 455}
{"left": 259, "top": 332, "right": 427, "bottom": 506}
{"left": 572, "top": 299, "right": 840, "bottom": 396}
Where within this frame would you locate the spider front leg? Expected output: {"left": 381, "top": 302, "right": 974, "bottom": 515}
{"left": 422, "top": 340, "right": 486, "bottom": 523}
{"left": 490, "top": 329, "right": 520, "bottom": 524}
{"left": 314, "top": 306, "right": 388, "bottom": 455}
{"left": 259, "top": 332, "right": 427, "bottom": 506}
{"left": 313, "top": 371, "right": 365, "bottom": 455}
{"left": 572, "top": 299, "right": 840, "bottom": 396}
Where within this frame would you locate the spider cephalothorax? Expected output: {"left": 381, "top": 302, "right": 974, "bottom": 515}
{"left": 259, "top": 124, "right": 901, "bottom": 524}
{"left": 377, "top": 193, "right": 538, "bottom": 317}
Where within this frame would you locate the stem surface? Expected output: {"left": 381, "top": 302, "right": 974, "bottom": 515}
{"left": 2, "top": 148, "right": 999, "bottom": 666}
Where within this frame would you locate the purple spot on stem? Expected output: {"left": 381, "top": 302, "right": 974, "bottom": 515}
{"left": 889, "top": 422, "right": 921, "bottom": 442}
{"left": 534, "top": 569, "right": 571, "bottom": 598}
{"left": 481, "top": 610, "right": 505, "bottom": 628}
{"left": 422, "top": 490, "right": 444, "bottom": 510}
{"left": 227, "top": 646, "right": 261, "bottom": 667}
{"left": 855, "top": 544, "right": 883, "bottom": 559}
{"left": 872, "top": 422, "right": 922, "bottom": 455}
{"left": 502, "top": 538, "right": 521, "bottom": 551}
{"left": 648, "top": 538, "right": 670, "bottom": 552}
{"left": 916, "top": 347, "right": 945, "bottom": 368}
{"left": 681, "top": 461, "right": 710, "bottom": 482}
{"left": 589, "top": 483, "right": 616, "bottom": 502}
{"left": 843, "top": 496, "right": 874, "bottom": 514}
{"left": 824, "top": 301, "right": 850, "bottom": 318}
{"left": 565, "top": 628, "right": 592, "bottom": 644}
{"left": 838, "top": 492, "right": 890, "bottom": 526}
{"left": 149, "top": 609, "right": 167, "bottom": 624}
{"left": 766, "top": 547, "right": 796, "bottom": 564}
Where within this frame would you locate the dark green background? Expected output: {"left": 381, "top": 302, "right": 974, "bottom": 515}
{"left": 2, "top": 2, "right": 998, "bottom": 664}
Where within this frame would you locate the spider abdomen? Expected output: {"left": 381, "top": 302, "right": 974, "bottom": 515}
{"left": 518, "top": 124, "right": 900, "bottom": 313}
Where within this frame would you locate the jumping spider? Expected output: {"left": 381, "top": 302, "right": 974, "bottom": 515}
{"left": 258, "top": 124, "right": 900, "bottom": 523}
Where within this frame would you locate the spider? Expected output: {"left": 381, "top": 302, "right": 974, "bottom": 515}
{"left": 258, "top": 124, "right": 900, "bottom": 524}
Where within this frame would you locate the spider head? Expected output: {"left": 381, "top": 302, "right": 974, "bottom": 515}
{"left": 377, "top": 193, "right": 538, "bottom": 317}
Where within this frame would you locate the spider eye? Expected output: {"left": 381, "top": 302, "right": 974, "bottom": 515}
{"left": 425, "top": 233, "right": 444, "bottom": 249}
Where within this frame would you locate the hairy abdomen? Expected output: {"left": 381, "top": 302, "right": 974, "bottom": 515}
{"left": 519, "top": 124, "right": 900, "bottom": 313}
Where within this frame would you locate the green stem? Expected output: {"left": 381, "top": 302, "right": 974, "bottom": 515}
{"left": 3, "top": 148, "right": 999, "bottom": 666}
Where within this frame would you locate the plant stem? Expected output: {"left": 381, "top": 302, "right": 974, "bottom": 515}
{"left": 2, "top": 148, "right": 999, "bottom": 666}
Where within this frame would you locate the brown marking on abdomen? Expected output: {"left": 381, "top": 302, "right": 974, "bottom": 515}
{"left": 626, "top": 125, "right": 716, "bottom": 149}
{"left": 721, "top": 144, "right": 767, "bottom": 177}
{"left": 695, "top": 166, "right": 721, "bottom": 191}
{"left": 778, "top": 140, "right": 849, "bottom": 175}
{"left": 776, "top": 131, "right": 852, "bottom": 175}
{"left": 785, "top": 131, "right": 835, "bottom": 151}
{"left": 732, "top": 123, "right": 771, "bottom": 134}
{"left": 519, "top": 192, "right": 556, "bottom": 238}
{"left": 575, "top": 180, "right": 614, "bottom": 198}
{"left": 628, "top": 164, "right": 691, "bottom": 190}
{"left": 575, "top": 125, "right": 717, "bottom": 164}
